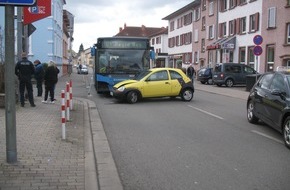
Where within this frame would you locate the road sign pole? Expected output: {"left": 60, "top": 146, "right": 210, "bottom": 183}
{"left": 5, "top": 5, "right": 17, "bottom": 163}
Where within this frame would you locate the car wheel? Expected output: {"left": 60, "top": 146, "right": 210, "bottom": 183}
{"left": 247, "top": 100, "right": 259, "bottom": 124}
{"left": 201, "top": 81, "right": 206, "bottom": 84}
{"left": 207, "top": 79, "right": 213, "bottom": 85}
{"left": 126, "top": 91, "right": 138, "bottom": 104}
{"left": 283, "top": 117, "right": 290, "bottom": 149}
{"left": 181, "top": 88, "right": 193, "bottom": 101}
{"left": 225, "top": 79, "right": 234, "bottom": 87}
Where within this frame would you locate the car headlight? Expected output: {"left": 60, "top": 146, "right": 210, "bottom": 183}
{"left": 117, "top": 86, "right": 126, "bottom": 92}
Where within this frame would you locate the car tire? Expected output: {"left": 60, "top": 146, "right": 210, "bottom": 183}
{"left": 247, "top": 100, "right": 259, "bottom": 124}
{"left": 283, "top": 117, "right": 290, "bottom": 149}
{"left": 126, "top": 91, "right": 138, "bottom": 104}
{"left": 207, "top": 79, "right": 213, "bottom": 85}
{"left": 225, "top": 79, "right": 234, "bottom": 87}
{"left": 181, "top": 88, "right": 193, "bottom": 101}
{"left": 201, "top": 81, "right": 206, "bottom": 84}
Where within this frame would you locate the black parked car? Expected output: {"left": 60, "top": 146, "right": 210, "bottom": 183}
{"left": 213, "top": 63, "right": 257, "bottom": 87}
{"left": 197, "top": 68, "right": 213, "bottom": 84}
{"left": 247, "top": 71, "right": 290, "bottom": 149}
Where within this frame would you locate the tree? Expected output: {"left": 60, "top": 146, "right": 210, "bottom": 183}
{"left": 78, "top": 43, "right": 84, "bottom": 55}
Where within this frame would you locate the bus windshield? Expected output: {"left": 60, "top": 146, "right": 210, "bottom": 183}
{"left": 97, "top": 49, "right": 150, "bottom": 74}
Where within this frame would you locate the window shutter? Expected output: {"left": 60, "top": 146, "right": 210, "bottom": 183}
{"left": 255, "top": 12, "right": 259, "bottom": 31}
{"left": 236, "top": 18, "right": 240, "bottom": 35}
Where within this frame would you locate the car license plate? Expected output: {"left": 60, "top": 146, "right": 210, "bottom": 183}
{"left": 213, "top": 74, "right": 217, "bottom": 78}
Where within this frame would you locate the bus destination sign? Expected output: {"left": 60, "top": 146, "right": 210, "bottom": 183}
{"left": 101, "top": 39, "right": 148, "bottom": 49}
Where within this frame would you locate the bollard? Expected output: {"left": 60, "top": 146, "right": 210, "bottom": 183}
{"left": 69, "top": 80, "right": 73, "bottom": 110}
{"left": 66, "top": 82, "right": 70, "bottom": 121}
{"left": 61, "top": 90, "right": 66, "bottom": 140}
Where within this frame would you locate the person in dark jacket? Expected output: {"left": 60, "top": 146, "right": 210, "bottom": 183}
{"left": 15, "top": 52, "right": 36, "bottom": 107}
{"left": 187, "top": 64, "right": 196, "bottom": 83}
{"left": 34, "top": 60, "right": 44, "bottom": 97}
{"left": 42, "top": 61, "right": 59, "bottom": 104}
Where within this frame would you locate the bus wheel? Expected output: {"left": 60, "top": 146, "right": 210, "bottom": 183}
{"left": 126, "top": 91, "right": 138, "bottom": 104}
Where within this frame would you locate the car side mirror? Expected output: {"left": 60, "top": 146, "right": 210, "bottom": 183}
{"left": 271, "top": 89, "right": 287, "bottom": 99}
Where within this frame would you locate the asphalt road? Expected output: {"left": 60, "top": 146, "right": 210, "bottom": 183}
{"left": 90, "top": 84, "right": 290, "bottom": 190}
{"left": 72, "top": 69, "right": 290, "bottom": 190}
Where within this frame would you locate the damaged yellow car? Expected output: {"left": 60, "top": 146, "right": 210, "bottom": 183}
{"left": 111, "top": 68, "right": 194, "bottom": 104}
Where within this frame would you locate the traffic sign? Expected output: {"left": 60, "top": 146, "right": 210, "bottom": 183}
{"left": 253, "top": 35, "right": 263, "bottom": 45}
{"left": 0, "top": 0, "right": 36, "bottom": 6}
{"left": 253, "top": 45, "right": 263, "bottom": 56}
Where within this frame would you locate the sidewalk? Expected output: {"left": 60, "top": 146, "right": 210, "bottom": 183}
{"left": 0, "top": 74, "right": 122, "bottom": 190}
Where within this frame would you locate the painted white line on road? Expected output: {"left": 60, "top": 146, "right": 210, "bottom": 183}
{"left": 251, "top": 130, "right": 283, "bottom": 144}
{"left": 187, "top": 105, "right": 224, "bottom": 120}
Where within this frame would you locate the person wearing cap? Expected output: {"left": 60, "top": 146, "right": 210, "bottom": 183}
{"left": 34, "top": 59, "right": 44, "bottom": 97}
{"left": 15, "top": 52, "right": 36, "bottom": 107}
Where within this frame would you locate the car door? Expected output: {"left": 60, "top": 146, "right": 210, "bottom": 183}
{"left": 231, "top": 65, "right": 243, "bottom": 84}
{"left": 169, "top": 70, "right": 183, "bottom": 95}
{"left": 262, "top": 73, "right": 288, "bottom": 129}
{"left": 142, "top": 70, "right": 171, "bottom": 98}
{"left": 252, "top": 73, "right": 274, "bottom": 122}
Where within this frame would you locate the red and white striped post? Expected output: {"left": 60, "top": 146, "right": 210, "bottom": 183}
{"left": 66, "top": 82, "right": 70, "bottom": 121}
{"left": 61, "top": 90, "right": 66, "bottom": 139}
{"left": 69, "top": 80, "right": 73, "bottom": 110}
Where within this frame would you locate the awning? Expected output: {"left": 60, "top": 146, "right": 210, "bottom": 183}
{"left": 207, "top": 36, "right": 236, "bottom": 50}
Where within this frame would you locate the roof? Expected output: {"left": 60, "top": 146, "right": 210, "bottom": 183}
{"left": 115, "top": 24, "right": 166, "bottom": 37}
{"left": 162, "top": 0, "right": 200, "bottom": 20}
{"left": 148, "top": 27, "right": 168, "bottom": 38}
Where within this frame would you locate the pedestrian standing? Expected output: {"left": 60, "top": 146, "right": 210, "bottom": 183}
{"left": 34, "top": 60, "right": 44, "bottom": 97}
{"left": 42, "top": 61, "right": 59, "bottom": 104}
{"left": 187, "top": 64, "right": 195, "bottom": 84}
{"left": 15, "top": 52, "right": 36, "bottom": 107}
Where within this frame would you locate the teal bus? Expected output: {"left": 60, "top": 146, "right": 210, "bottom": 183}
{"left": 93, "top": 37, "right": 154, "bottom": 93}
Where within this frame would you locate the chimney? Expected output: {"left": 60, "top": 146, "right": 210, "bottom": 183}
{"left": 124, "top": 23, "right": 127, "bottom": 28}
{"left": 119, "top": 27, "right": 122, "bottom": 32}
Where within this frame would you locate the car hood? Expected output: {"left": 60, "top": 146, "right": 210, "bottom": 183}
{"left": 114, "top": 80, "right": 138, "bottom": 88}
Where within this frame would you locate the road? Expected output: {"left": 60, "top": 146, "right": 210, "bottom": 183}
{"left": 78, "top": 71, "right": 290, "bottom": 190}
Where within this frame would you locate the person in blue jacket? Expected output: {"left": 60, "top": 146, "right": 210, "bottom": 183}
{"left": 34, "top": 60, "right": 44, "bottom": 97}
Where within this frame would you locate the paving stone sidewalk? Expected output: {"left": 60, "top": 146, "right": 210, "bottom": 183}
{"left": 0, "top": 95, "right": 86, "bottom": 190}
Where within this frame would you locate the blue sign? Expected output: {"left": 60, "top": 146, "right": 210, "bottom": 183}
{"left": 253, "top": 35, "right": 263, "bottom": 45}
{"left": 0, "top": 0, "right": 36, "bottom": 5}
{"left": 253, "top": 45, "right": 263, "bottom": 56}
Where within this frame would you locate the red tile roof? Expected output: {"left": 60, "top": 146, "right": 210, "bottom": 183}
{"left": 115, "top": 24, "right": 167, "bottom": 37}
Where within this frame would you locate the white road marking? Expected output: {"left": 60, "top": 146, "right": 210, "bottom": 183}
{"left": 251, "top": 130, "right": 283, "bottom": 144}
{"left": 187, "top": 105, "right": 224, "bottom": 120}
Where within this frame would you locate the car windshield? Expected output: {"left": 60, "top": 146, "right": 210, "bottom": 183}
{"left": 198, "top": 68, "right": 206, "bottom": 74}
{"left": 134, "top": 70, "right": 151, "bottom": 80}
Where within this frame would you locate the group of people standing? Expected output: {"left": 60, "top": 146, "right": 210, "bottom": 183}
{"left": 15, "top": 52, "right": 59, "bottom": 107}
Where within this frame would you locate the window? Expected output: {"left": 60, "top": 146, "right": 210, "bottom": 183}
{"left": 209, "top": 1, "right": 214, "bottom": 16}
{"left": 248, "top": 46, "right": 255, "bottom": 68}
{"left": 239, "top": 47, "right": 246, "bottom": 64}
{"left": 288, "top": 0, "right": 290, "bottom": 6}
{"left": 239, "top": 0, "right": 247, "bottom": 5}
{"left": 270, "top": 74, "right": 286, "bottom": 92}
{"left": 194, "top": 29, "right": 199, "bottom": 42}
{"left": 184, "top": 12, "right": 192, "bottom": 26}
{"left": 177, "top": 17, "right": 183, "bottom": 29}
{"left": 229, "top": 20, "right": 236, "bottom": 35}
{"left": 258, "top": 73, "right": 274, "bottom": 89}
{"left": 240, "top": 17, "right": 247, "bottom": 34}
{"left": 202, "top": 16, "right": 206, "bottom": 30}
{"left": 185, "top": 32, "right": 192, "bottom": 45}
{"left": 194, "top": 7, "right": 201, "bottom": 21}
{"left": 208, "top": 25, "right": 215, "bottom": 39}
{"left": 151, "top": 38, "right": 155, "bottom": 45}
{"left": 249, "top": 13, "right": 259, "bottom": 32}
{"left": 170, "top": 21, "right": 175, "bottom": 31}
{"left": 170, "top": 70, "right": 182, "bottom": 80}
{"left": 176, "top": 36, "right": 180, "bottom": 46}
{"left": 266, "top": 45, "right": 275, "bottom": 71}
{"left": 220, "top": 0, "right": 227, "bottom": 12}
{"left": 229, "top": 0, "right": 236, "bottom": 9}
{"left": 219, "top": 22, "right": 227, "bottom": 37}
{"left": 194, "top": 51, "right": 199, "bottom": 63}
{"left": 202, "top": 0, "right": 206, "bottom": 10}
{"left": 156, "top": 36, "right": 161, "bottom": 44}
{"left": 287, "top": 23, "right": 290, "bottom": 44}
{"left": 201, "top": 39, "right": 205, "bottom": 53}
{"left": 268, "top": 7, "right": 276, "bottom": 28}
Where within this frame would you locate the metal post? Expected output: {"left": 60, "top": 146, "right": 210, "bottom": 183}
{"left": 17, "top": 7, "right": 23, "bottom": 60}
{"left": 5, "top": 5, "right": 17, "bottom": 163}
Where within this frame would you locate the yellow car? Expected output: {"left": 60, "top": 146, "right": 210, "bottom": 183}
{"left": 111, "top": 68, "right": 194, "bottom": 103}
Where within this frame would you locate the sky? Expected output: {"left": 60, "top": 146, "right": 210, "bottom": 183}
{"left": 64, "top": 0, "right": 193, "bottom": 52}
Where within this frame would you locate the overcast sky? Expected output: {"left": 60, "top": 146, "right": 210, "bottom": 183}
{"left": 64, "top": 0, "right": 193, "bottom": 52}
